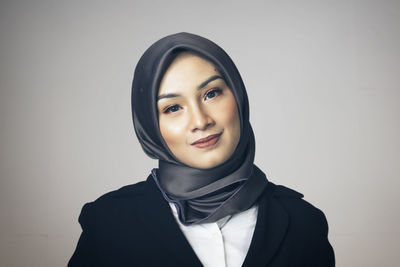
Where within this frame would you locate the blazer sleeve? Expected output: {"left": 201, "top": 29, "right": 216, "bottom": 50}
{"left": 68, "top": 203, "right": 98, "bottom": 267}
{"left": 317, "top": 210, "right": 335, "bottom": 267}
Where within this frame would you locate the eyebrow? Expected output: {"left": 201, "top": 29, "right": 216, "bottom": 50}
{"left": 157, "top": 75, "right": 223, "bottom": 101}
{"left": 198, "top": 75, "right": 223, "bottom": 89}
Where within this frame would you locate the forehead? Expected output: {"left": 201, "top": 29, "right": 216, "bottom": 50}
{"left": 158, "top": 52, "right": 220, "bottom": 95}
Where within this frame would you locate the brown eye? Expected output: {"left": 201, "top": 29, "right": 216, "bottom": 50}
{"left": 204, "top": 88, "right": 222, "bottom": 100}
{"left": 164, "top": 105, "right": 182, "bottom": 114}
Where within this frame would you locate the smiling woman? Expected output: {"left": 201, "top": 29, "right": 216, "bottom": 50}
{"left": 158, "top": 52, "right": 240, "bottom": 169}
{"left": 68, "top": 32, "right": 335, "bottom": 267}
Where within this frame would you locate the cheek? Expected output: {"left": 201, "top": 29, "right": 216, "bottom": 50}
{"left": 228, "top": 108, "right": 241, "bottom": 145}
{"left": 215, "top": 97, "right": 240, "bottom": 137}
{"left": 159, "top": 117, "right": 188, "bottom": 148}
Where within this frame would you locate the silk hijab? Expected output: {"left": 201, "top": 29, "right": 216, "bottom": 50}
{"left": 131, "top": 32, "right": 268, "bottom": 225}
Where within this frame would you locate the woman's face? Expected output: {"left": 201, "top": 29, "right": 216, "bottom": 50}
{"left": 157, "top": 52, "right": 240, "bottom": 169}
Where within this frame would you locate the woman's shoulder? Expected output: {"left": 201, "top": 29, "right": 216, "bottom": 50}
{"left": 257, "top": 182, "right": 335, "bottom": 265}
{"left": 267, "top": 181, "right": 329, "bottom": 224}
{"left": 95, "top": 179, "right": 148, "bottom": 202}
{"left": 269, "top": 182, "right": 304, "bottom": 198}
{"left": 79, "top": 176, "right": 152, "bottom": 218}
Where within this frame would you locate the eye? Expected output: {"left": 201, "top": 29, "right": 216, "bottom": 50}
{"left": 163, "top": 104, "right": 182, "bottom": 114}
{"left": 204, "top": 88, "right": 222, "bottom": 100}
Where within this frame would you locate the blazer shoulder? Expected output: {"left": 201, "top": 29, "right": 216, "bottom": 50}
{"left": 79, "top": 176, "right": 150, "bottom": 217}
{"left": 264, "top": 182, "right": 335, "bottom": 265}
{"left": 95, "top": 179, "right": 147, "bottom": 202}
{"left": 268, "top": 181, "right": 327, "bottom": 222}
{"left": 269, "top": 182, "right": 304, "bottom": 199}
{"left": 76, "top": 177, "right": 153, "bottom": 231}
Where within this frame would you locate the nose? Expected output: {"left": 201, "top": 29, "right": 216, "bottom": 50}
{"left": 189, "top": 104, "right": 214, "bottom": 132}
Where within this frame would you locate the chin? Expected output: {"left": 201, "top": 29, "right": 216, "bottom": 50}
{"left": 193, "top": 155, "right": 228, "bottom": 169}
{"left": 179, "top": 147, "right": 233, "bottom": 169}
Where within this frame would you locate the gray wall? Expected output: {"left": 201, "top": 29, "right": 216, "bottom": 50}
{"left": 1, "top": 0, "right": 399, "bottom": 266}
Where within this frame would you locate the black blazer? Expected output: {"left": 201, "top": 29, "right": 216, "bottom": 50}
{"left": 68, "top": 175, "right": 335, "bottom": 267}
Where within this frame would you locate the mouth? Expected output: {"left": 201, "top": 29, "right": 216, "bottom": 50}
{"left": 191, "top": 133, "right": 222, "bottom": 149}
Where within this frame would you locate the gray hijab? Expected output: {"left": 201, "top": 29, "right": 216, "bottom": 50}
{"left": 131, "top": 32, "right": 268, "bottom": 225}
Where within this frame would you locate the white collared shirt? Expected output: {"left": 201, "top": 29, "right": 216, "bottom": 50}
{"left": 169, "top": 203, "right": 258, "bottom": 267}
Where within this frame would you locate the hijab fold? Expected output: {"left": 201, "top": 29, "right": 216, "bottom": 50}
{"left": 132, "top": 32, "right": 268, "bottom": 225}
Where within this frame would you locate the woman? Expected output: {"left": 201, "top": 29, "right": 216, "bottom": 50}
{"left": 68, "top": 32, "right": 335, "bottom": 267}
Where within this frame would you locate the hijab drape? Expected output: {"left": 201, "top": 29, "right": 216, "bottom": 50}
{"left": 131, "top": 32, "right": 268, "bottom": 225}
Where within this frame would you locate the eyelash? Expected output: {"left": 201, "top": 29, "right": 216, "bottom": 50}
{"left": 163, "top": 105, "right": 181, "bottom": 114}
{"left": 162, "top": 88, "right": 223, "bottom": 114}
{"left": 204, "top": 88, "right": 222, "bottom": 100}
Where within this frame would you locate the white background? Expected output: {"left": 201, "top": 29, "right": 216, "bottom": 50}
{"left": 1, "top": 0, "right": 399, "bottom": 266}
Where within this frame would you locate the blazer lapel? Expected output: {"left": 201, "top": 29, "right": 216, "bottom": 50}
{"left": 242, "top": 183, "right": 289, "bottom": 267}
{"left": 139, "top": 175, "right": 203, "bottom": 267}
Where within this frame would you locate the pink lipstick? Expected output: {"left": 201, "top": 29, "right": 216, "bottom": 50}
{"left": 191, "top": 133, "right": 222, "bottom": 149}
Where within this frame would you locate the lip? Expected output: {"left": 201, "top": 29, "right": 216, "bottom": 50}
{"left": 191, "top": 133, "right": 222, "bottom": 149}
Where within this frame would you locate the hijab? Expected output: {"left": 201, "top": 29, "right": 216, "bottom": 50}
{"left": 131, "top": 32, "right": 268, "bottom": 225}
